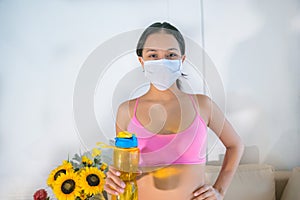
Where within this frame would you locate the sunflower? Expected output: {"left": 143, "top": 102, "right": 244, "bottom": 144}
{"left": 77, "top": 190, "right": 88, "bottom": 200}
{"left": 82, "top": 156, "right": 93, "bottom": 166}
{"left": 53, "top": 171, "right": 81, "bottom": 200}
{"left": 47, "top": 160, "right": 73, "bottom": 188}
{"left": 100, "top": 163, "right": 108, "bottom": 171}
{"left": 92, "top": 148, "right": 102, "bottom": 157}
{"left": 79, "top": 167, "right": 106, "bottom": 196}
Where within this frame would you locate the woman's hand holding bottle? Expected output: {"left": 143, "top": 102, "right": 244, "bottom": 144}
{"left": 104, "top": 166, "right": 126, "bottom": 195}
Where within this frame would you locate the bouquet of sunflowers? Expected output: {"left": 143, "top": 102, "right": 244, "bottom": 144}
{"left": 44, "top": 147, "right": 109, "bottom": 200}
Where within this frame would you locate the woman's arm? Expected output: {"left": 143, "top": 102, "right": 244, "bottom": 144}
{"left": 115, "top": 101, "right": 132, "bottom": 133}
{"left": 104, "top": 101, "right": 132, "bottom": 195}
{"left": 194, "top": 95, "right": 244, "bottom": 199}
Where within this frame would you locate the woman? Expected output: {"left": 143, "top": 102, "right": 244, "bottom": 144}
{"left": 104, "top": 22, "right": 244, "bottom": 200}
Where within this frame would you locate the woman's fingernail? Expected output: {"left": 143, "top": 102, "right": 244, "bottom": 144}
{"left": 121, "top": 182, "right": 126, "bottom": 188}
{"left": 116, "top": 171, "right": 121, "bottom": 176}
{"left": 115, "top": 191, "right": 119, "bottom": 195}
{"left": 119, "top": 188, "right": 124, "bottom": 193}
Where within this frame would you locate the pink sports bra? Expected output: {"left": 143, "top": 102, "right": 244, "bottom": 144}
{"left": 127, "top": 95, "right": 207, "bottom": 167}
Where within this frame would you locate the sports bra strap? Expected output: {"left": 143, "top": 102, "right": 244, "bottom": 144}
{"left": 133, "top": 98, "right": 139, "bottom": 115}
{"left": 188, "top": 95, "right": 200, "bottom": 115}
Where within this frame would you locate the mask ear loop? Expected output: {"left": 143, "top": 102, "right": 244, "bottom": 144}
{"left": 140, "top": 58, "right": 145, "bottom": 72}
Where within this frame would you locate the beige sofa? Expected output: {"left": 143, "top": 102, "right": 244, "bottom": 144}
{"left": 205, "top": 164, "right": 300, "bottom": 200}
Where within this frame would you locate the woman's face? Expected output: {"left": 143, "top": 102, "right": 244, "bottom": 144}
{"left": 138, "top": 32, "right": 186, "bottom": 66}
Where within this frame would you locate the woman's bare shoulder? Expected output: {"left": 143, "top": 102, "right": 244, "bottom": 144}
{"left": 116, "top": 99, "right": 138, "bottom": 131}
{"left": 189, "top": 94, "right": 212, "bottom": 125}
{"left": 194, "top": 93, "right": 210, "bottom": 99}
{"left": 117, "top": 98, "right": 138, "bottom": 119}
{"left": 190, "top": 93, "right": 212, "bottom": 108}
{"left": 118, "top": 99, "right": 136, "bottom": 111}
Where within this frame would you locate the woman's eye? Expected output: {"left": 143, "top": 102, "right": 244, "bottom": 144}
{"left": 167, "top": 53, "right": 178, "bottom": 58}
{"left": 148, "top": 54, "right": 157, "bottom": 58}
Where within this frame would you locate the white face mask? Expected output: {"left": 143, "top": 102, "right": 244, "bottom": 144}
{"left": 143, "top": 59, "right": 182, "bottom": 91}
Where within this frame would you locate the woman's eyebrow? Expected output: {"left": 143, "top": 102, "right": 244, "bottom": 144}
{"left": 145, "top": 49, "right": 157, "bottom": 52}
{"left": 145, "top": 48, "right": 179, "bottom": 52}
{"left": 167, "top": 48, "right": 179, "bottom": 52}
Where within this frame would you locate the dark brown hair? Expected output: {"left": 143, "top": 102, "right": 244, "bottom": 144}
{"left": 136, "top": 22, "right": 185, "bottom": 57}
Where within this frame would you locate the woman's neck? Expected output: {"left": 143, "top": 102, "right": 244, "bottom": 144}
{"left": 144, "top": 84, "right": 183, "bottom": 101}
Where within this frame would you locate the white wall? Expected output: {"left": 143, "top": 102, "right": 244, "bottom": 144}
{"left": 203, "top": 0, "right": 300, "bottom": 170}
{"left": 0, "top": 0, "right": 299, "bottom": 199}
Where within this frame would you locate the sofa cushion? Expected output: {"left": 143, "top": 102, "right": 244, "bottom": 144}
{"left": 280, "top": 167, "right": 300, "bottom": 200}
{"left": 275, "top": 170, "right": 291, "bottom": 200}
{"left": 205, "top": 164, "right": 275, "bottom": 200}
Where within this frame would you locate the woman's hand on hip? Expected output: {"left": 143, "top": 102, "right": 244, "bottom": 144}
{"left": 192, "top": 184, "right": 224, "bottom": 200}
{"left": 104, "top": 166, "right": 126, "bottom": 195}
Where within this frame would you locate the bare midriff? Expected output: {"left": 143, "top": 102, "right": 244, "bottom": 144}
{"left": 137, "top": 164, "right": 206, "bottom": 200}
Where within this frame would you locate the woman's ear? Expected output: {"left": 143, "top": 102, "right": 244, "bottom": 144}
{"left": 181, "top": 55, "right": 186, "bottom": 63}
{"left": 138, "top": 57, "right": 144, "bottom": 69}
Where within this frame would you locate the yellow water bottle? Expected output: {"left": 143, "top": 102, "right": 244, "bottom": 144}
{"left": 112, "top": 131, "right": 139, "bottom": 200}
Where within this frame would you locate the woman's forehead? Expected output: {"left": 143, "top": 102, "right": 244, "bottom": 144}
{"left": 143, "top": 33, "right": 180, "bottom": 52}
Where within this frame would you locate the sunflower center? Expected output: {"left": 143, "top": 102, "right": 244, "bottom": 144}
{"left": 61, "top": 179, "right": 76, "bottom": 194}
{"left": 54, "top": 169, "right": 66, "bottom": 180}
{"left": 86, "top": 174, "right": 100, "bottom": 186}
